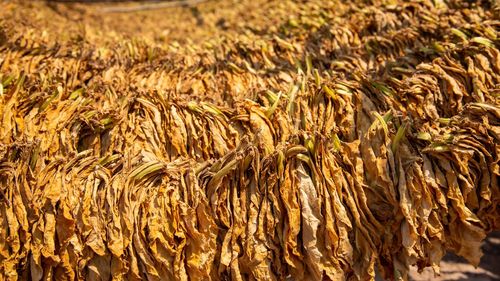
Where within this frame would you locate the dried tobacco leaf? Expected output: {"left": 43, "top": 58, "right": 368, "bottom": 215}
{"left": 0, "top": 0, "right": 498, "bottom": 280}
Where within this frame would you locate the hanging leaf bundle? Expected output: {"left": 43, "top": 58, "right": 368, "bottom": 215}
{"left": 0, "top": 0, "right": 498, "bottom": 280}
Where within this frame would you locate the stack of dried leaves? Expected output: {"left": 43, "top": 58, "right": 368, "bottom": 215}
{"left": 0, "top": 0, "right": 499, "bottom": 280}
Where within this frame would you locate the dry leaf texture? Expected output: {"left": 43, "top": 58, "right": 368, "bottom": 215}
{"left": 0, "top": 0, "right": 499, "bottom": 280}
